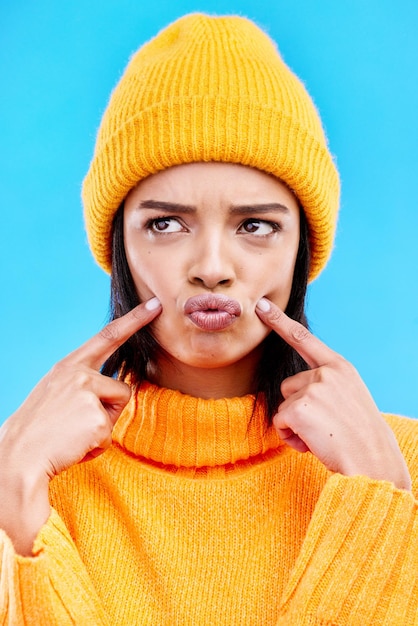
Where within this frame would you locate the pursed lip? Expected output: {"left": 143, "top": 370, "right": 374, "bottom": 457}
{"left": 184, "top": 294, "right": 242, "bottom": 331}
{"left": 184, "top": 294, "right": 242, "bottom": 315}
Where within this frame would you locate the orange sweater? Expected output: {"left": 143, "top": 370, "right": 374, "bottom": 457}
{"left": 1, "top": 381, "right": 418, "bottom": 625}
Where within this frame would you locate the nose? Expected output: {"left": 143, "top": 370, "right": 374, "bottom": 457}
{"left": 188, "top": 236, "right": 235, "bottom": 289}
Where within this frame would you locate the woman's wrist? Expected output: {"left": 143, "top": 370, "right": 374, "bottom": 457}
{"left": 0, "top": 458, "right": 51, "bottom": 556}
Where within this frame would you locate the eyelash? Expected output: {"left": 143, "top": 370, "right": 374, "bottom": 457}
{"left": 144, "top": 216, "right": 282, "bottom": 236}
{"left": 238, "top": 219, "right": 282, "bottom": 236}
{"left": 145, "top": 216, "right": 185, "bottom": 233}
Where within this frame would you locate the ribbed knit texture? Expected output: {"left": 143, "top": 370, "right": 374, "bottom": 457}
{"left": 1, "top": 383, "right": 418, "bottom": 625}
{"left": 82, "top": 13, "right": 340, "bottom": 281}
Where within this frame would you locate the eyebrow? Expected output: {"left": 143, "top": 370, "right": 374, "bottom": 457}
{"left": 138, "top": 200, "right": 290, "bottom": 215}
{"left": 229, "top": 203, "right": 290, "bottom": 215}
{"left": 138, "top": 200, "right": 195, "bottom": 213}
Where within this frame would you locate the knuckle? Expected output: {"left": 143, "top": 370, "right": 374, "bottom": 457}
{"left": 340, "top": 357, "right": 357, "bottom": 375}
{"left": 119, "top": 382, "right": 132, "bottom": 403}
{"left": 47, "top": 361, "right": 75, "bottom": 387}
{"left": 99, "top": 321, "right": 121, "bottom": 344}
{"left": 49, "top": 360, "right": 68, "bottom": 378}
{"left": 305, "top": 383, "right": 322, "bottom": 404}
{"left": 312, "top": 366, "right": 329, "bottom": 384}
{"left": 48, "top": 362, "right": 95, "bottom": 390}
{"left": 269, "top": 308, "right": 284, "bottom": 324}
{"left": 331, "top": 355, "right": 357, "bottom": 377}
{"left": 291, "top": 401, "right": 307, "bottom": 428}
{"left": 290, "top": 324, "right": 310, "bottom": 344}
{"left": 131, "top": 306, "right": 146, "bottom": 321}
{"left": 90, "top": 413, "right": 111, "bottom": 441}
{"left": 84, "top": 391, "right": 102, "bottom": 410}
{"left": 280, "top": 377, "right": 292, "bottom": 398}
{"left": 71, "top": 368, "right": 94, "bottom": 389}
{"left": 280, "top": 399, "right": 307, "bottom": 433}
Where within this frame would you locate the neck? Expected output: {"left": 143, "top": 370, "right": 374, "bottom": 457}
{"left": 148, "top": 350, "right": 261, "bottom": 399}
{"left": 112, "top": 381, "right": 283, "bottom": 468}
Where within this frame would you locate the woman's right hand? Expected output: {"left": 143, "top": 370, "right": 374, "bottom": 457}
{"left": 0, "top": 297, "right": 161, "bottom": 555}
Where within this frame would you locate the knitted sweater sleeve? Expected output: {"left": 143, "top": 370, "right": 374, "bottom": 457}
{"left": 0, "top": 508, "right": 109, "bottom": 625}
{"left": 277, "top": 473, "right": 418, "bottom": 625}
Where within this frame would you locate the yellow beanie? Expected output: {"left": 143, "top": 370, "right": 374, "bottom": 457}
{"left": 82, "top": 13, "right": 340, "bottom": 281}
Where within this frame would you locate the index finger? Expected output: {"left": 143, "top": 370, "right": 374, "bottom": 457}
{"left": 66, "top": 297, "right": 162, "bottom": 370}
{"left": 255, "top": 297, "right": 336, "bottom": 368}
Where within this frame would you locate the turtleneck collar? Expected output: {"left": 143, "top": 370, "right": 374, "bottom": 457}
{"left": 112, "top": 381, "right": 283, "bottom": 468}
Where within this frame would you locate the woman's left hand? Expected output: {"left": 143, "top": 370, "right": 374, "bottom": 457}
{"left": 256, "top": 298, "right": 411, "bottom": 491}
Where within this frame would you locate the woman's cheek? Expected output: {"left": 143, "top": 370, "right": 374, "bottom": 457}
{"left": 129, "top": 262, "right": 161, "bottom": 303}
{"left": 258, "top": 272, "right": 294, "bottom": 310}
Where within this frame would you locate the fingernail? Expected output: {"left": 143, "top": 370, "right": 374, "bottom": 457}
{"left": 145, "top": 296, "right": 161, "bottom": 310}
{"left": 256, "top": 298, "right": 270, "bottom": 312}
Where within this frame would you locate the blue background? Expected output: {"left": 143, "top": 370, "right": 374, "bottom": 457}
{"left": 1, "top": 0, "right": 417, "bottom": 422}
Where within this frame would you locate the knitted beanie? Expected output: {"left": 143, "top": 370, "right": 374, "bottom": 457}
{"left": 82, "top": 13, "right": 340, "bottom": 281}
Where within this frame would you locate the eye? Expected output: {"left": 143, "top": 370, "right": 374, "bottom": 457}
{"left": 146, "top": 217, "right": 184, "bottom": 233}
{"left": 238, "top": 219, "right": 280, "bottom": 236}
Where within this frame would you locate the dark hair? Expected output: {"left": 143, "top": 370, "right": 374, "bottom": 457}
{"left": 102, "top": 203, "right": 310, "bottom": 425}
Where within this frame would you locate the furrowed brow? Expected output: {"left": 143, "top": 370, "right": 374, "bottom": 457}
{"left": 229, "top": 203, "right": 290, "bottom": 215}
{"left": 138, "top": 200, "right": 196, "bottom": 213}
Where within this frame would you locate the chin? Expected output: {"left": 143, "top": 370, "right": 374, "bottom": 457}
{"left": 169, "top": 340, "right": 264, "bottom": 370}
{"left": 152, "top": 320, "right": 269, "bottom": 368}
{"left": 171, "top": 351, "right": 238, "bottom": 369}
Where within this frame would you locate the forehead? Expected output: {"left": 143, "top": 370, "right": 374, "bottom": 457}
{"left": 125, "top": 162, "right": 300, "bottom": 212}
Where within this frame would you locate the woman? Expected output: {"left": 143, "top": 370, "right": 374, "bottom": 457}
{"left": 1, "top": 13, "right": 417, "bottom": 625}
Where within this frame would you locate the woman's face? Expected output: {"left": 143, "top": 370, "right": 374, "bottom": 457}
{"left": 124, "top": 162, "right": 300, "bottom": 374}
